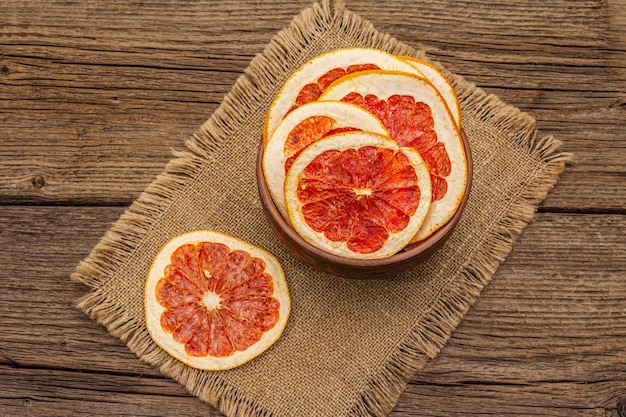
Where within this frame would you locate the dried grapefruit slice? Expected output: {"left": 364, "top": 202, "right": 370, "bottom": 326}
{"left": 264, "top": 47, "right": 426, "bottom": 142}
{"left": 319, "top": 71, "right": 468, "bottom": 242}
{"left": 400, "top": 56, "right": 462, "bottom": 130}
{"left": 145, "top": 231, "right": 290, "bottom": 370}
{"left": 285, "top": 132, "right": 432, "bottom": 259}
{"left": 263, "top": 100, "right": 388, "bottom": 221}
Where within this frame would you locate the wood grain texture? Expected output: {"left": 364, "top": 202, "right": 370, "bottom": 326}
{"left": 1, "top": 0, "right": 625, "bottom": 209}
{"left": 1, "top": 207, "right": 625, "bottom": 416}
{"left": 0, "top": 367, "right": 220, "bottom": 417}
{"left": 1, "top": 0, "right": 625, "bottom": 416}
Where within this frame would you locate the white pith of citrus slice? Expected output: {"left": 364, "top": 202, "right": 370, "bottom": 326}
{"left": 262, "top": 100, "right": 389, "bottom": 222}
{"left": 145, "top": 230, "right": 290, "bottom": 370}
{"left": 285, "top": 132, "right": 432, "bottom": 259}
{"left": 400, "top": 55, "right": 462, "bottom": 130}
{"left": 319, "top": 70, "right": 468, "bottom": 243}
{"left": 264, "top": 47, "right": 426, "bottom": 142}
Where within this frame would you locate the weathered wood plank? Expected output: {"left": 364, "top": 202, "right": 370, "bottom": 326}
{"left": 0, "top": 205, "right": 162, "bottom": 375}
{"left": 1, "top": 0, "right": 624, "bottom": 208}
{"left": 0, "top": 365, "right": 621, "bottom": 417}
{"left": 3, "top": 71, "right": 623, "bottom": 208}
{"left": 0, "top": 206, "right": 624, "bottom": 415}
{"left": 393, "top": 383, "right": 622, "bottom": 416}
{"left": 0, "top": 366, "right": 222, "bottom": 417}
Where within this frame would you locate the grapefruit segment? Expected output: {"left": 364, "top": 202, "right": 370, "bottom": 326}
{"left": 319, "top": 71, "right": 468, "bottom": 242}
{"left": 145, "top": 231, "right": 290, "bottom": 370}
{"left": 264, "top": 47, "right": 426, "bottom": 142}
{"left": 263, "top": 100, "right": 388, "bottom": 221}
{"left": 285, "top": 132, "right": 432, "bottom": 259}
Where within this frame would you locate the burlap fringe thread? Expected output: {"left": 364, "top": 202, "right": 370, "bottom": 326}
{"left": 71, "top": 1, "right": 573, "bottom": 416}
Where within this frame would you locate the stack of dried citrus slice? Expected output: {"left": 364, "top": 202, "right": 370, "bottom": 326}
{"left": 262, "top": 47, "right": 468, "bottom": 260}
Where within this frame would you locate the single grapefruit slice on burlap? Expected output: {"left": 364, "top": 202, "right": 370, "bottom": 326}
{"left": 285, "top": 131, "right": 432, "bottom": 259}
{"left": 400, "top": 55, "right": 462, "bottom": 130}
{"left": 145, "top": 231, "right": 290, "bottom": 370}
{"left": 319, "top": 71, "right": 468, "bottom": 243}
{"left": 263, "top": 100, "right": 388, "bottom": 221}
{"left": 264, "top": 47, "right": 426, "bottom": 142}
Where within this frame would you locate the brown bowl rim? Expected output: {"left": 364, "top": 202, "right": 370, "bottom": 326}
{"left": 256, "top": 129, "right": 472, "bottom": 268}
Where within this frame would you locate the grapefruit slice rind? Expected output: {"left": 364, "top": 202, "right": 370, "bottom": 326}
{"left": 145, "top": 230, "right": 290, "bottom": 370}
{"left": 285, "top": 131, "right": 432, "bottom": 259}
{"left": 263, "top": 100, "right": 388, "bottom": 222}
{"left": 400, "top": 56, "right": 462, "bottom": 130}
{"left": 264, "top": 47, "right": 426, "bottom": 142}
{"left": 319, "top": 70, "right": 468, "bottom": 243}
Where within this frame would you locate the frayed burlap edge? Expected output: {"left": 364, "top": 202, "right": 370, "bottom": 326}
{"left": 71, "top": 1, "right": 573, "bottom": 416}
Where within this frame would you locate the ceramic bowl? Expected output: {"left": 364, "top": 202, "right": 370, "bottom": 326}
{"left": 256, "top": 130, "right": 472, "bottom": 279}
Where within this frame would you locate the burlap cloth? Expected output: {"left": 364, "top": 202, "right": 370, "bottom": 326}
{"left": 72, "top": 1, "right": 572, "bottom": 416}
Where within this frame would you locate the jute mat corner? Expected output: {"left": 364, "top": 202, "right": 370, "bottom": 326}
{"left": 71, "top": 1, "right": 573, "bottom": 416}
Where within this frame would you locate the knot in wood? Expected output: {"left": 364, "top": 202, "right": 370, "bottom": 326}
{"left": 32, "top": 175, "right": 45, "bottom": 189}
{"left": 618, "top": 398, "right": 626, "bottom": 417}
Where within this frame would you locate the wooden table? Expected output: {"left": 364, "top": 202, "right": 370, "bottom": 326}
{"left": 2, "top": 1, "right": 625, "bottom": 415}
